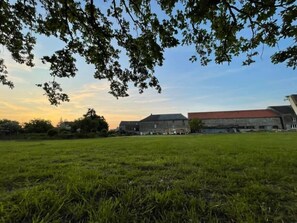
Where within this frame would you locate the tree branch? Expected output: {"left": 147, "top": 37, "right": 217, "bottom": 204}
{"left": 222, "top": 0, "right": 237, "bottom": 25}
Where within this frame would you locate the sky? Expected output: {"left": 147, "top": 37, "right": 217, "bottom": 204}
{"left": 0, "top": 23, "right": 296, "bottom": 130}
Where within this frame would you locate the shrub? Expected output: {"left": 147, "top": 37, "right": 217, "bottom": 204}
{"left": 99, "top": 129, "right": 108, "bottom": 137}
{"left": 47, "top": 128, "right": 59, "bottom": 137}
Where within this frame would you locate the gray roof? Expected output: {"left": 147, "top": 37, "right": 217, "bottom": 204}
{"left": 119, "top": 121, "right": 139, "bottom": 126}
{"left": 268, "top": 105, "right": 295, "bottom": 115}
{"left": 140, "top": 114, "right": 187, "bottom": 122}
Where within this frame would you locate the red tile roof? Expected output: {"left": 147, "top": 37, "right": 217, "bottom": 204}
{"left": 188, "top": 109, "right": 279, "bottom": 120}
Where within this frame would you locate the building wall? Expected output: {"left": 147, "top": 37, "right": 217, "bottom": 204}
{"left": 201, "top": 117, "right": 282, "bottom": 131}
{"left": 119, "top": 123, "right": 139, "bottom": 133}
{"left": 281, "top": 114, "right": 297, "bottom": 130}
{"left": 140, "top": 120, "right": 190, "bottom": 134}
{"left": 287, "top": 96, "right": 297, "bottom": 115}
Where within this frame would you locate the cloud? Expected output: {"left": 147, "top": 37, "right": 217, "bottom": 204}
{"left": 70, "top": 92, "right": 97, "bottom": 101}
{"left": 20, "top": 97, "right": 47, "bottom": 104}
{"left": 6, "top": 73, "right": 28, "bottom": 84}
{"left": 67, "top": 82, "right": 111, "bottom": 101}
{"left": 0, "top": 101, "right": 30, "bottom": 112}
{"left": 267, "top": 76, "right": 297, "bottom": 85}
{"left": 132, "top": 98, "right": 170, "bottom": 104}
{"left": 4, "top": 59, "right": 49, "bottom": 72}
{"left": 187, "top": 66, "right": 249, "bottom": 82}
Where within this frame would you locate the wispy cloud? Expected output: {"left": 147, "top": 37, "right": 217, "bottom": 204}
{"left": 68, "top": 82, "right": 111, "bottom": 101}
{"left": 267, "top": 76, "right": 297, "bottom": 86}
{"left": 70, "top": 92, "right": 97, "bottom": 101}
{"left": 132, "top": 98, "right": 170, "bottom": 104}
{"left": 6, "top": 73, "right": 28, "bottom": 84}
{"left": 187, "top": 66, "right": 249, "bottom": 82}
{"left": 0, "top": 101, "right": 30, "bottom": 112}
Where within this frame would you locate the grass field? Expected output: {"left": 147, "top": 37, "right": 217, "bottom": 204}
{"left": 1, "top": 133, "right": 297, "bottom": 222}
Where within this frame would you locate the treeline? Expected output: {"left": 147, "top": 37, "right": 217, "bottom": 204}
{"left": 0, "top": 109, "right": 114, "bottom": 140}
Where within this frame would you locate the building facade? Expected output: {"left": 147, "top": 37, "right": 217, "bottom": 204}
{"left": 119, "top": 121, "right": 140, "bottom": 134}
{"left": 268, "top": 106, "right": 297, "bottom": 130}
{"left": 139, "top": 114, "right": 190, "bottom": 135}
{"left": 286, "top": 95, "right": 297, "bottom": 115}
{"left": 188, "top": 109, "right": 283, "bottom": 133}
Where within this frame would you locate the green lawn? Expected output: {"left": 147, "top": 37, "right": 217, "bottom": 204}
{"left": 1, "top": 133, "right": 297, "bottom": 222}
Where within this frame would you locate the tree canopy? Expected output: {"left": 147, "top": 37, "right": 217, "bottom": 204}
{"left": 72, "top": 108, "right": 109, "bottom": 133}
{"left": 23, "top": 119, "right": 54, "bottom": 133}
{"left": 0, "top": 119, "right": 22, "bottom": 134}
{"left": 1, "top": 0, "right": 296, "bottom": 105}
{"left": 189, "top": 118, "right": 204, "bottom": 133}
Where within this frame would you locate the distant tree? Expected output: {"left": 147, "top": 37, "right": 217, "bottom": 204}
{"left": 72, "top": 109, "right": 109, "bottom": 133}
{"left": 0, "top": 1, "right": 295, "bottom": 105}
{"left": 24, "top": 119, "right": 54, "bottom": 133}
{"left": 189, "top": 118, "right": 204, "bottom": 133}
{"left": 83, "top": 108, "right": 98, "bottom": 119}
{"left": 0, "top": 119, "right": 21, "bottom": 134}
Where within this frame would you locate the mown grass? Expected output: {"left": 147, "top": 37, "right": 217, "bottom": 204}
{"left": 1, "top": 133, "right": 297, "bottom": 222}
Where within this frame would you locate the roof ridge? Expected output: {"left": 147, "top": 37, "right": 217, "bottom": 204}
{"left": 149, "top": 113, "right": 183, "bottom": 115}
{"left": 188, "top": 109, "right": 272, "bottom": 114}
{"left": 140, "top": 113, "right": 187, "bottom": 122}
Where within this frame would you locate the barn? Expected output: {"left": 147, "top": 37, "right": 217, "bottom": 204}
{"left": 139, "top": 114, "right": 190, "bottom": 135}
{"left": 188, "top": 109, "right": 283, "bottom": 133}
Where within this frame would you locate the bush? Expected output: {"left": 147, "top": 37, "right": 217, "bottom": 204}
{"left": 58, "top": 131, "right": 75, "bottom": 139}
{"left": 99, "top": 129, "right": 108, "bottom": 137}
{"left": 108, "top": 129, "right": 119, "bottom": 137}
{"left": 24, "top": 133, "right": 48, "bottom": 140}
{"left": 47, "top": 128, "right": 59, "bottom": 137}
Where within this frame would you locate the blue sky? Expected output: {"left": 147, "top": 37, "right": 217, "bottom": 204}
{"left": 0, "top": 21, "right": 295, "bottom": 129}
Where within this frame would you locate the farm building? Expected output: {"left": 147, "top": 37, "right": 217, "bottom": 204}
{"left": 268, "top": 105, "right": 297, "bottom": 130}
{"left": 286, "top": 94, "right": 297, "bottom": 115}
{"left": 188, "top": 109, "right": 283, "bottom": 133}
{"left": 139, "top": 114, "right": 190, "bottom": 135}
{"left": 119, "top": 121, "right": 139, "bottom": 134}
